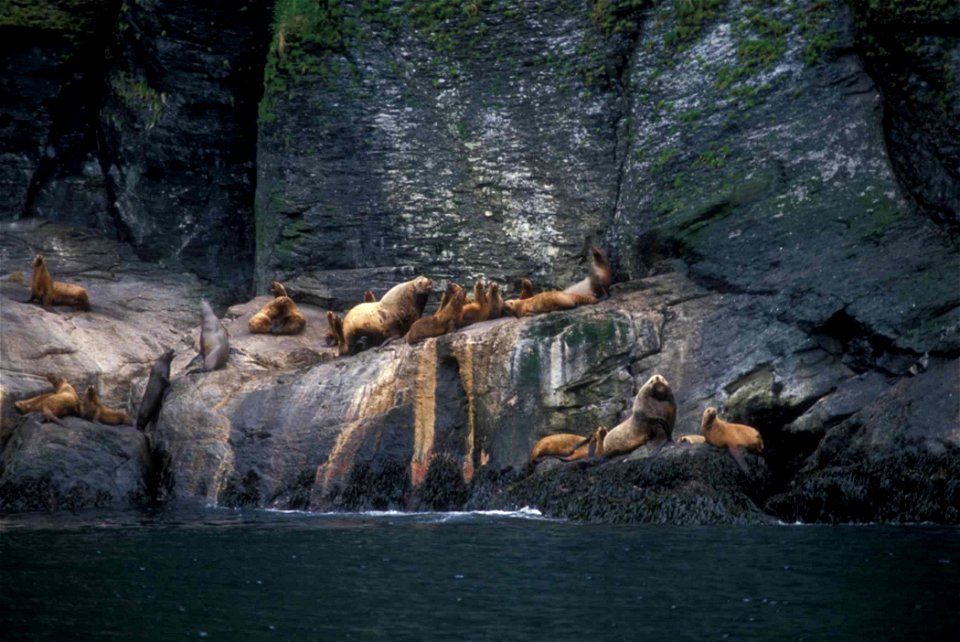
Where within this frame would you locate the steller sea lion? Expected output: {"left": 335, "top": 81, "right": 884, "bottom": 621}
{"left": 601, "top": 374, "right": 677, "bottom": 458}
{"left": 529, "top": 426, "right": 607, "bottom": 463}
{"left": 700, "top": 406, "right": 764, "bottom": 473}
{"left": 194, "top": 300, "right": 229, "bottom": 371}
{"left": 249, "top": 281, "right": 306, "bottom": 335}
{"left": 327, "top": 276, "right": 433, "bottom": 356}
{"left": 564, "top": 247, "right": 612, "bottom": 298}
{"left": 486, "top": 282, "right": 505, "bottom": 319}
{"left": 14, "top": 374, "right": 81, "bottom": 425}
{"left": 137, "top": 348, "right": 174, "bottom": 430}
{"left": 363, "top": 290, "right": 377, "bottom": 303}
{"left": 678, "top": 434, "right": 706, "bottom": 444}
{"left": 406, "top": 283, "right": 466, "bottom": 345}
{"left": 27, "top": 254, "right": 90, "bottom": 311}
{"left": 81, "top": 386, "right": 133, "bottom": 426}
{"left": 504, "top": 291, "right": 597, "bottom": 318}
{"left": 518, "top": 278, "right": 534, "bottom": 300}
{"left": 458, "top": 280, "right": 490, "bottom": 328}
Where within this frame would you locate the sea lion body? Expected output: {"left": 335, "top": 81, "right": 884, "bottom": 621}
{"left": 458, "top": 281, "right": 490, "bottom": 328}
{"left": 701, "top": 407, "right": 763, "bottom": 473}
{"left": 529, "top": 426, "right": 607, "bottom": 463}
{"left": 137, "top": 348, "right": 175, "bottom": 429}
{"left": 504, "top": 291, "right": 596, "bottom": 318}
{"left": 564, "top": 247, "right": 612, "bottom": 298}
{"left": 28, "top": 255, "right": 90, "bottom": 311}
{"left": 329, "top": 277, "right": 433, "bottom": 355}
{"left": 602, "top": 374, "right": 677, "bottom": 457}
{"left": 81, "top": 386, "right": 133, "bottom": 425}
{"left": 406, "top": 283, "right": 466, "bottom": 344}
{"left": 486, "top": 282, "right": 505, "bottom": 319}
{"left": 14, "top": 375, "right": 80, "bottom": 424}
{"left": 199, "top": 300, "right": 229, "bottom": 371}
{"left": 249, "top": 295, "right": 306, "bottom": 335}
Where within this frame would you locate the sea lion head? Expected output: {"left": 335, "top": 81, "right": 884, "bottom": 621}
{"left": 33, "top": 254, "right": 45, "bottom": 268}
{"left": 270, "top": 281, "right": 286, "bottom": 297}
{"left": 504, "top": 299, "right": 521, "bottom": 317}
{"left": 700, "top": 406, "right": 718, "bottom": 433}
{"left": 642, "top": 374, "right": 672, "bottom": 401}
{"left": 160, "top": 347, "right": 175, "bottom": 364}
{"left": 412, "top": 276, "right": 433, "bottom": 294}
{"left": 84, "top": 386, "right": 99, "bottom": 403}
{"left": 45, "top": 374, "right": 65, "bottom": 387}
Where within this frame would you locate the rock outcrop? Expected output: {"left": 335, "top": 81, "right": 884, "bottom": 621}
{"left": 0, "top": 2, "right": 958, "bottom": 523}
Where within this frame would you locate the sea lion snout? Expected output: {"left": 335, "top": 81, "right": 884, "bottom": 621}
{"left": 646, "top": 374, "right": 671, "bottom": 400}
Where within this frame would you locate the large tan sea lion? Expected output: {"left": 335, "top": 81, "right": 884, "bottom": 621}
{"left": 14, "top": 375, "right": 81, "bottom": 425}
{"left": 327, "top": 276, "right": 433, "bottom": 356}
{"left": 26, "top": 254, "right": 90, "bottom": 311}
{"left": 406, "top": 283, "right": 466, "bottom": 344}
{"left": 137, "top": 348, "right": 175, "bottom": 430}
{"left": 81, "top": 386, "right": 134, "bottom": 426}
{"left": 601, "top": 374, "right": 677, "bottom": 457}
{"left": 700, "top": 406, "right": 764, "bottom": 473}
{"left": 504, "top": 291, "right": 596, "bottom": 318}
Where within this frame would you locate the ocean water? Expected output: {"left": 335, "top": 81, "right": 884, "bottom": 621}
{"left": 1, "top": 507, "right": 957, "bottom": 641}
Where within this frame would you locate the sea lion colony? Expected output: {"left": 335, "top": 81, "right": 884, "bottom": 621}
{"left": 13, "top": 249, "right": 763, "bottom": 474}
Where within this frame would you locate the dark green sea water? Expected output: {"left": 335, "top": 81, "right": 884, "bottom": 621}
{"left": 1, "top": 507, "right": 958, "bottom": 641}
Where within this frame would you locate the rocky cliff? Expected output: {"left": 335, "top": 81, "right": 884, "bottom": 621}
{"left": 1, "top": 1, "right": 958, "bottom": 522}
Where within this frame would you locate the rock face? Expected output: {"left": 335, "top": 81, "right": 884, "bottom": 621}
{"left": 0, "top": 2, "right": 958, "bottom": 523}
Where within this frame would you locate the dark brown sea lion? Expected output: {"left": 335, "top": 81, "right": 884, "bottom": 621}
{"left": 700, "top": 406, "right": 764, "bottom": 473}
{"left": 602, "top": 374, "right": 677, "bottom": 457}
{"left": 137, "top": 348, "right": 174, "bottom": 430}
{"left": 27, "top": 254, "right": 90, "bottom": 311}
{"left": 406, "top": 283, "right": 466, "bottom": 344}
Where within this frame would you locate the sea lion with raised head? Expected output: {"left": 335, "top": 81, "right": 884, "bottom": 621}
{"left": 518, "top": 278, "right": 534, "bottom": 300}
{"left": 327, "top": 276, "right": 433, "bottom": 356}
{"left": 700, "top": 407, "right": 764, "bottom": 473}
{"left": 406, "top": 283, "right": 466, "bottom": 345}
{"left": 602, "top": 374, "right": 677, "bottom": 457}
{"left": 486, "top": 282, "right": 505, "bottom": 319}
{"left": 137, "top": 348, "right": 175, "bottom": 429}
{"left": 564, "top": 247, "right": 612, "bottom": 298}
{"left": 457, "top": 280, "right": 490, "bottom": 328}
{"left": 26, "top": 254, "right": 90, "bottom": 311}
{"left": 363, "top": 290, "right": 377, "bottom": 303}
{"left": 195, "top": 300, "right": 229, "bottom": 371}
{"left": 81, "top": 386, "right": 134, "bottom": 426}
{"left": 14, "top": 375, "right": 81, "bottom": 424}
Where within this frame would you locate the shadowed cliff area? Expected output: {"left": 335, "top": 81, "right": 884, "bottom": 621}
{"left": 0, "top": 1, "right": 958, "bottom": 522}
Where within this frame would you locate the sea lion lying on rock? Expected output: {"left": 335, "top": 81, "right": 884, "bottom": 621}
{"left": 529, "top": 426, "right": 607, "bottom": 464}
{"left": 327, "top": 276, "right": 433, "bottom": 356}
{"left": 14, "top": 375, "right": 81, "bottom": 425}
{"left": 248, "top": 281, "right": 306, "bottom": 335}
{"left": 601, "top": 374, "right": 677, "bottom": 457}
{"left": 678, "top": 435, "right": 706, "bottom": 444}
{"left": 700, "top": 407, "right": 764, "bottom": 473}
{"left": 26, "top": 254, "right": 90, "bottom": 311}
{"left": 81, "top": 386, "right": 133, "bottom": 426}
{"left": 504, "top": 291, "right": 596, "bottom": 318}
